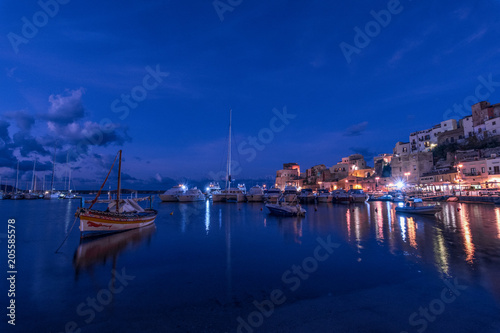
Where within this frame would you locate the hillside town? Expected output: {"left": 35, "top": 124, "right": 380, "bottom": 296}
{"left": 275, "top": 100, "right": 500, "bottom": 194}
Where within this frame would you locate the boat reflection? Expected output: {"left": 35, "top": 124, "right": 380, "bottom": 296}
{"left": 73, "top": 224, "right": 156, "bottom": 277}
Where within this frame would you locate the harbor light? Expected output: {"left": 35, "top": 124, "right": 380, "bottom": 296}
{"left": 396, "top": 181, "right": 404, "bottom": 189}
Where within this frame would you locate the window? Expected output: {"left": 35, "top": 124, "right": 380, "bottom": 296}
{"left": 471, "top": 168, "right": 476, "bottom": 173}
{"left": 494, "top": 130, "right": 497, "bottom": 134}
{"left": 399, "top": 167, "right": 402, "bottom": 172}
{"left": 413, "top": 165, "right": 417, "bottom": 171}
{"left": 402, "top": 147, "right": 407, "bottom": 152}
{"left": 444, "top": 123, "right": 447, "bottom": 126}
{"left": 493, "top": 121, "right": 496, "bottom": 125}
{"left": 451, "top": 137, "right": 455, "bottom": 143}
{"left": 482, "top": 167, "right": 485, "bottom": 173}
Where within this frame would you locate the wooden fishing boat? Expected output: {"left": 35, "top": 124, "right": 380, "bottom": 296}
{"left": 76, "top": 150, "right": 157, "bottom": 237}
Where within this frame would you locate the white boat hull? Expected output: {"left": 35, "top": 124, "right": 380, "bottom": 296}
{"left": 159, "top": 194, "right": 179, "bottom": 202}
{"left": 177, "top": 195, "right": 205, "bottom": 202}
{"left": 395, "top": 206, "right": 442, "bottom": 215}
{"left": 266, "top": 203, "right": 306, "bottom": 217}
{"left": 317, "top": 196, "right": 333, "bottom": 203}
{"left": 247, "top": 194, "right": 264, "bottom": 202}
{"left": 212, "top": 193, "right": 246, "bottom": 202}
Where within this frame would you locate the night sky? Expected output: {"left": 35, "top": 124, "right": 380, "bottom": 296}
{"left": 1, "top": 0, "right": 500, "bottom": 189}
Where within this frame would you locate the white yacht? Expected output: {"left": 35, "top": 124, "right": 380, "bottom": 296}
{"left": 264, "top": 187, "right": 282, "bottom": 203}
{"left": 332, "top": 189, "right": 350, "bottom": 204}
{"left": 317, "top": 189, "right": 333, "bottom": 203}
{"left": 283, "top": 186, "right": 298, "bottom": 203}
{"left": 246, "top": 185, "right": 264, "bottom": 202}
{"left": 237, "top": 184, "right": 247, "bottom": 194}
{"left": 348, "top": 189, "right": 368, "bottom": 203}
{"left": 298, "top": 188, "right": 316, "bottom": 203}
{"left": 205, "top": 182, "right": 221, "bottom": 198}
{"left": 159, "top": 185, "right": 186, "bottom": 202}
{"left": 177, "top": 187, "right": 205, "bottom": 202}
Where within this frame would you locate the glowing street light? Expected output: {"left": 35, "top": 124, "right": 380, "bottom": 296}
{"left": 404, "top": 172, "right": 410, "bottom": 182}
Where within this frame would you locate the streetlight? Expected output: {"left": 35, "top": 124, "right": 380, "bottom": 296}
{"left": 404, "top": 172, "right": 410, "bottom": 182}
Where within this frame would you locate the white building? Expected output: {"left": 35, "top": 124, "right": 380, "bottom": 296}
{"left": 409, "top": 119, "right": 457, "bottom": 153}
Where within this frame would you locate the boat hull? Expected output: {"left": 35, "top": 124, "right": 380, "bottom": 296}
{"left": 317, "top": 196, "right": 333, "bottom": 203}
{"left": 212, "top": 193, "right": 246, "bottom": 202}
{"left": 395, "top": 206, "right": 442, "bottom": 215}
{"left": 78, "top": 209, "right": 158, "bottom": 235}
{"left": 177, "top": 195, "right": 205, "bottom": 202}
{"left": 266, "top": 204, "right": 306, "bottom": 217}
{"left": 159, "top": 194, "right": 179, "bottom": 202}
{"left": 247, "top": 194, "right": 264, "bottom": 202}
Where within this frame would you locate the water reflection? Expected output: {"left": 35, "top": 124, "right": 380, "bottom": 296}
{"left": 73, "top": 224, "right": 156, "bottom": 278}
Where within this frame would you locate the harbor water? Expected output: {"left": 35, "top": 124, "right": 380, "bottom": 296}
{"left": 2, "top": 198, "right": 500, "bottom": 332}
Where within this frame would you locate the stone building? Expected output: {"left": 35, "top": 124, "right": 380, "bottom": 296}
{"left": 391, "top": 152, "right": 434, "bottom": 184}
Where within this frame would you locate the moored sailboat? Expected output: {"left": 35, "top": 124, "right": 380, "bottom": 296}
{"left": 76, "top": 150, "right": 157, "bottom": 237}
{"left": 212, "top": 110, "right": 246, "bottom": 203}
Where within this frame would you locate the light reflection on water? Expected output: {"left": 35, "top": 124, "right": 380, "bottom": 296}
{"left": 3, "top": 198, "right": 500, "bottom": 332}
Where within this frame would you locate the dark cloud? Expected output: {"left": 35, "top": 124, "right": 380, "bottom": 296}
{"left": 12, "top": 132, "right": 49, "bottom": 157}
{"left": 350, "top": 147, "right": 376, "bottom": 162}
{"left": 43, "top": 88, "right": 85, "bottom": 125}
{"left": 5, "top": 110, "right": 35, "bottom": 132}
{"left": 344, "top": 121, "right": 368, "bottom": 137}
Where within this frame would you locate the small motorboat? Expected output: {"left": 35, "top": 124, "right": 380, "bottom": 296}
{"left": 447, "top": 196, "right": 459, "bottom": 202}
{"left": 266, "top": 195, "right": 306, "bottom": 217}
{"left": 395, "top": 198, "right": 442, "bottom": 215}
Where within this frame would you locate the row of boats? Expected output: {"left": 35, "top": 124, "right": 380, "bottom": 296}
{"left": 159, "top": 184, "right": 370, "bottom": 204}
{"left": 0, "top": 191, "right": 80, "bottom": 200}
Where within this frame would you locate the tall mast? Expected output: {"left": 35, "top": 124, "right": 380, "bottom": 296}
{"left": 15, "top": 161, "right": 19, "bottom": 193}
{"left": 32, "top": 159, "right": 36, "bottom": 192}
{"left": 50, "top": 146, "right": 57, "bottom": 192}
{"left": 66, "top": 151, "right": 69, "bottom": 191}
{"left": 226, "top": 109, "right": 232, "bottom": 190}
{"left": 116, "top": 150, "right": 122, "bottom": 212}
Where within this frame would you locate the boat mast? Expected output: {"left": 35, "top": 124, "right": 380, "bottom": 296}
{"left": 15, "top": 161, "right": 19, "bottom": 193}
{"left": 226, "top": 109, "right": 232, "bottom": 190}
{"left": 116, "top": 150, "right": 122, "bottom": 212}
{"left": 32, "top": 159, "right": 36, "bottom": 192}
{"left": 50, "top": 146, "right": 57, "bottom": 192}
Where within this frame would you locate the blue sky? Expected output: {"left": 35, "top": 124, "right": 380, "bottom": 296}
{"left": 1, "top": 0, "right": 500, "bottom": 189}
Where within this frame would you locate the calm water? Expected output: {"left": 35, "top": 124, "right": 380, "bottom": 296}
{"left": 2, "top": 198, "right": 500, "bottom": 333}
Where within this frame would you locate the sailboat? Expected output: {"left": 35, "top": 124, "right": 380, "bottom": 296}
{"left": 24, "top": 159, "right": 40, "bottom": 200}
{"left": 76, "top": 150, "right": 158, "bottom": 237}
{"left": 44, "top": 147, "right": 62, "bottom": 199}
{"left": 11, "top": 161, "right": 24, "bottom": 200}
{"left": 212, "top": 110, "right": 246, "bottom": 203}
